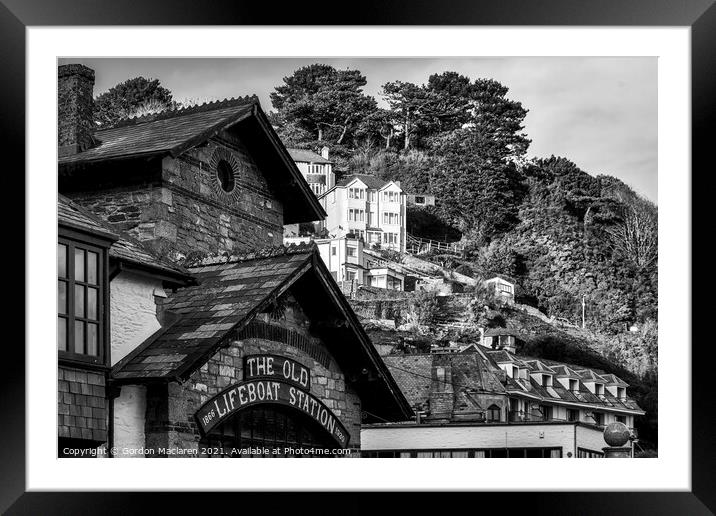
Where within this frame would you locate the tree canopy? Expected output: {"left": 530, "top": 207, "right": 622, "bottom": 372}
{"left": 94, "top": 76, "right": 175, "bottom": 127}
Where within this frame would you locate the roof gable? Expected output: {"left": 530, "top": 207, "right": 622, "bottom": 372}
{"left": 58, "top": 99, "right": 325, "bottom": 224}
{"left": 111, "top": 245, "right": 412, "bottom": 421}
{"left": 287, "top": 148, "right": 332, "bottom": 164}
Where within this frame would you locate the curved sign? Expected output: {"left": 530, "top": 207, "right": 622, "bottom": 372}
{"left": 195, "top": 379, "right": 350, "bottom": 448}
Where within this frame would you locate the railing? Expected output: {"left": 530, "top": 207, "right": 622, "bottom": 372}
{"left": 406, "top": 233, "right": 464, "bottom": 255}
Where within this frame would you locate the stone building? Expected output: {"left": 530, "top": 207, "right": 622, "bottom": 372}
{"left": 57, "top": 64, "right": 412, "bottom": 458}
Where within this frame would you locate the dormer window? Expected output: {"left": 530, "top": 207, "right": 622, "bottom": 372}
{"left": 617, "top": 387, "right": 626, "bottom": 400}
{"left": 512, "top": 366, "right": 519, "bottom": 378}
{"left": 569, "top": 379, "right": 579, "bottom": 393}
{"left": 541, "top": 374, "right": 553, "bottom": 388}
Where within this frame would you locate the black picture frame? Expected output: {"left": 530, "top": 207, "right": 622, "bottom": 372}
{"left": 5, "top": 0, "right": 711, "bottom": 513}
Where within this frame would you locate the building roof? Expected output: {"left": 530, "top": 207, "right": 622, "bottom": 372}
{"left": 336, "top": 174, "right": 392, "bottom": 190}
{"left": 484, "top": 328, "right": 521, "bottom": 338}
{"left": 600, "top": 373, "right": 630, "bottom": 387}
{"left": 551, "top": 364, "right": 583, "bottom": 379}
{"left": 111, "top": 245, "right": 413, "bottom": 421}
{"left": 525, "top": 360, "right": 558, "bottom": 375}
{"left": 576, "top": 369, "right": 609, "bottom": 382}
{"left": 59, "top": 195, "right": 193, "bottom": 284}
{"left": 58, "top": 98, "right": 325, "bottom": 224}
{"left": 287, "top": 148, "right": 332, "bottom": 164}
{"left": 59, "top": 99, "right": 256, "bottom": 165}
{"left": 384, "top": 353, "right": 508, "bottom": 415}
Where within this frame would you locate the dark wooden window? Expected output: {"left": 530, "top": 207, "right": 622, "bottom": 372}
{"left": 58, "top": 238, "right": 107, "bottom": 365}
{"left": 487, "top": 404, "right": 501, "bottom": 422}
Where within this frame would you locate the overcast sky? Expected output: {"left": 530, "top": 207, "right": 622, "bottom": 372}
{"left": 60, "top": 57, "right": 657, "bottom": 202}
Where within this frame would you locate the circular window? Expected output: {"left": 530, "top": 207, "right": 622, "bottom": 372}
{"left": 216, "top": 159, "right": 236, "bottom": 193}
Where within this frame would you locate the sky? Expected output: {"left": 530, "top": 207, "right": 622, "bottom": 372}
{"left": 59, "top": 57, "right": 657, "bottom": 202}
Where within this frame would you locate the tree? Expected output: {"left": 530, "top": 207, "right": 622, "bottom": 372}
{"left": 607, "top": 193, "right": 658, "bottom": 272}
{"left": 382, "top": 80, "right": 470, "bottom": 150}
{"left": 270, "top": 64, "right": 377, "bottom": 145}
{"left": 94, "top": 77, "right": 174, "bottom": 127}
{"left": 427, "top": 72, "right": 531, "bottom": 155}
{"left": 429, "top": 127, "right": 526, "bottom": 241}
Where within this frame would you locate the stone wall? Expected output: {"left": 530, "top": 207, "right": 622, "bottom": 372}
{"left": 143, "top": 294, "right": 362, "bottom": 456}
{"left": 69, "top": 129, "right": 284, "bottom": 260}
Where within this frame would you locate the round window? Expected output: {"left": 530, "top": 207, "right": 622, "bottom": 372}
{"left": 216, "top": 159, "right": 236, "bottom": 193}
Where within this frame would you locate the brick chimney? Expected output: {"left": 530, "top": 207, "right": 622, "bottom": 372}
{"left": 58, "top": 64, "right": 96, "bottom": 157}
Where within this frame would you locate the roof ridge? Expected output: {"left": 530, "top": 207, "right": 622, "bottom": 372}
{"left": 183, "top": 242, "right": 317, "bottom": 268}
{"left": 102, "top": 95, "right": 259, "bottom": 130}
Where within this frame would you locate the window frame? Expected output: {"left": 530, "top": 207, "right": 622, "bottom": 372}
{"left": 58, "top": 234, "right": 110, "bottom": 367}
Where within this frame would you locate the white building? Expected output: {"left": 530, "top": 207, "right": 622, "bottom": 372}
{"left": 318, "top": 174, "right": 407, "bottom": 253}
{"left": 286, "top": 147, "right": 335, "bottom": 197}
{"left": 285, "top": 234, "right": 405, "bottom": 291}
{"left": 485, "top": 276, "right": 516, "bottom": 303}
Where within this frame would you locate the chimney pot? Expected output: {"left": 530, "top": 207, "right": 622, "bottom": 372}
{"left": 58, "top": 64, "right": 96, "bottom": 157}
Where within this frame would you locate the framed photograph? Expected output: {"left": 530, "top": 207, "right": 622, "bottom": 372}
{"left": 6, "top": 0, "right": 710, "bottom": 513}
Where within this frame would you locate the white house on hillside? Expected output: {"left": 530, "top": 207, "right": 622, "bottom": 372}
{"left": 318, "top": 174, "right": 407, "bottom": 252}
{"left": 286, "top": 147, "right": 335, "bottom": 197}
{"left": 485, "top": 276, "right": 516, "bottom": 304}
{"left": 284, "top": 234, "right": 405, "bottom": 292}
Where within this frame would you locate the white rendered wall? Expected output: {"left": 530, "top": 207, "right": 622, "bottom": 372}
{"left": 361, "top": 423, "right": 607, "bottom": 458}
{"left": 110, "top": 270, "right": 163, "bottom": 457}
{"left": 110, "top": 270, "right": 163, "bottom": 365}
{"left": 113, "top": 385, "right": 147, "bottom": 457}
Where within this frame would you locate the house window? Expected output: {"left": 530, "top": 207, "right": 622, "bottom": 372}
{"left": 617, "top": 387, "right": 626, "bottom": 400}
{"left": 591, "top": 412, "right": 604, "bottom": 426}
{"left": 331, "top": 246, "right": 337, "bottom": 256}
{"left": 595, "top": 383, "right": 605, "bottom": 396}
{"left": 542, "top": 374, "right": 552, "bottom": 387}
{"left": 540, "top": 405, "right": 553, "bottom": 421}
{"left": 569, "top": 379, "right": 579, "bottom": 392}
{"left": 512, "top": 366, "right": 519, "bottom": 378}
{"left": 486, "top": 405, "right": 501, "bottom": 422}
{"left": 58, "top": 239, "right": 106, "bottom": 364}
{"left": 346, "top": 271, "right": 356, "bottom": 282}
{"left": 567, "top": 409, "right": 580, "bottom": 422}
{"left": 415, "top": 196, "right": 425, "bottom": 204}
{"left": 347, "top": 246, "right": 357, "bottom": 257}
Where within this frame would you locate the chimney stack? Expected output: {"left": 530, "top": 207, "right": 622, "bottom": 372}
{"left": 58, "top": 64, "right": 96, "bottom": 157}
{"left": 321, "top": 146, "right": 330, "bottom": 160}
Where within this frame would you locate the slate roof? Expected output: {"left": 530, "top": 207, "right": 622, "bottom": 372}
{"left": 551, "top": 364, "right": 583, "bottom": 379}
{"left": 481, "top": 348, "right": 644, "bottom": 414}
{"left": 287, "top": 148, "right": 332, "bottom": 164}
{"left": 59, "top": 195, "right": 192, "bottom": 282}
{"left": 484, "top": 328, "right": 521, "bottom": 337}
{"left": 59, "top": 99, "right": 256, "bottom": 165}
{"left": 336, "top": 174, "right": 392, "bottom": 190}
{"left": 600, "top": 373, "right": 630, "bottom": 387}
{"left": 384, "top": 353, "right": 508, "bottom": 415}
{"left": 525, "top": 360, "right": 558, "bottom": 374}
{"left": 112, "top": 246, "right": 315, "bottom": 381}
{"left": 110, "top": 244, "right": 414, "bottom": 420}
